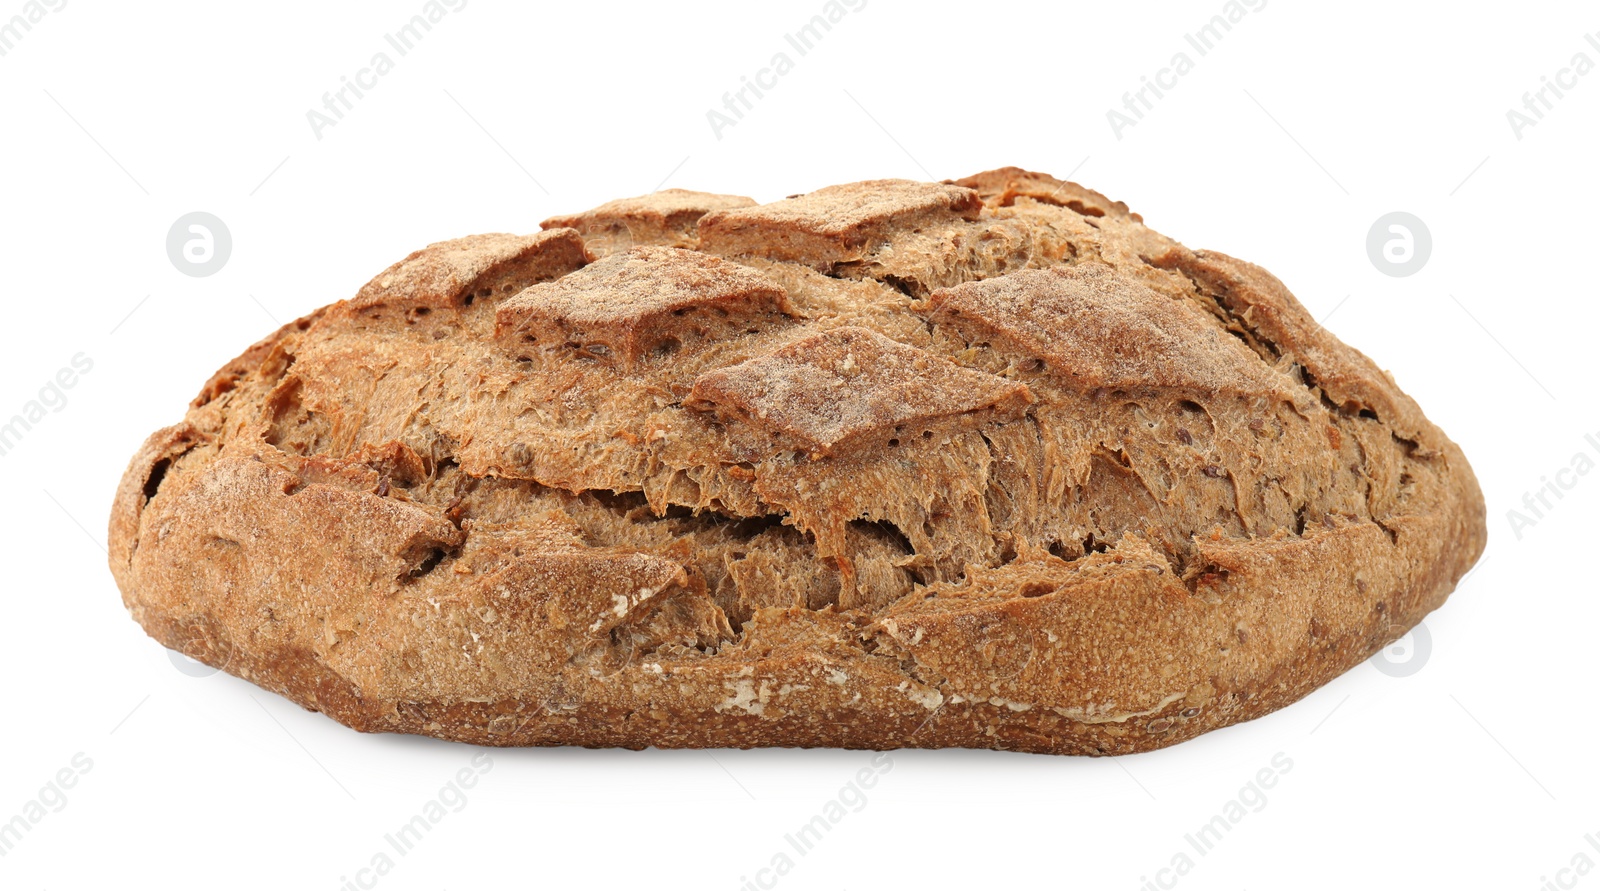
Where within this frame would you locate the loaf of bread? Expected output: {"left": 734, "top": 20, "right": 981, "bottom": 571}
{"left": 108, "top": 169, "right": 1485, "bottom": 754}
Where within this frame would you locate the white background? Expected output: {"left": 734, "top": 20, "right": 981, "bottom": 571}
{"left": 2, "top": 1, "right": 1596, "bottom": 888}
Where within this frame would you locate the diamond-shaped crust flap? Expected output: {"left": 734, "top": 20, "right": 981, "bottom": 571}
{"left": 951, "top": 166, "right": 1135, "bottom": 219}
{"left": 351, "top": 229, "right": 589, "bottom": 312}
{"left": 495, "top": 246, "right": 794, "bottom": 369}
{"left": 687, "top": 326, "right": 1033, "bottom": 456}
{"left": 927, "top": 263, "right": 1293, "bottom": 398}
{"left": 541, "top": 189, "right": 757, "bottom": 241}
{"left": 697, "top": 179, "right": 985, "bottom": 269}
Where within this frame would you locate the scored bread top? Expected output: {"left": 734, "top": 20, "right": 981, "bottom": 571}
{"left": 109, "top": 167, "right": 1484, "bottom": 753}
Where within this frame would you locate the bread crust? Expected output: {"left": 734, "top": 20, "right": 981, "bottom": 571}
{"left": 108, "top": 169, "right": 1485, "bottom": 754}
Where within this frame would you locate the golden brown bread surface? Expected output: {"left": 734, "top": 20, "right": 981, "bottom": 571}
{"left": 108, "top": 168, "right": 1486, "bottom": 754}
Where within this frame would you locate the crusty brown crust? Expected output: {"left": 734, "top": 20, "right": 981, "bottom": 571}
{"left": 108, "top": 168, "right": 1485, "bottom": 754}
